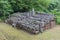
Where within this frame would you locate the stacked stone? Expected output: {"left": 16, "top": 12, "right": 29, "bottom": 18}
{"left": 5, "top": 12, "right": 55, "bottom": 34}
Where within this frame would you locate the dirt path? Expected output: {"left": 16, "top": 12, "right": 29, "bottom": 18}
{"left": 0, "top": 23, "right": 60, "bottom": 40}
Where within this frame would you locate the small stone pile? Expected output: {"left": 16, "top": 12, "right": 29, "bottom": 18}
{"left": 5, "top": 11, "right": 55, "bottom": 34}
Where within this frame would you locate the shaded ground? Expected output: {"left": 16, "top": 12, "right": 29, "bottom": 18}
{"left": 0, "top": 23, "right": 60, "bottom": 40}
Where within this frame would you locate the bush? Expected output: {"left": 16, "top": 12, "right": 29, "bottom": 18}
{"left": 8, "top": 0, "right": 32, "bottom": 12}
{"left": 0, "top": 0, "right": 13, "bottom": 20}
{"left": 51, "top": 9, "right": 60, "bottom": 24}
{"left": 0, "top": 0, "right": 59, "bottom": 20}
{"left": 56, "top": 18, "right": 60, "bottom": 24}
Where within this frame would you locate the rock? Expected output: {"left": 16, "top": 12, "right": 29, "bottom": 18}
{"left": 5, "top": 11, "right": 55, "bottom": 34}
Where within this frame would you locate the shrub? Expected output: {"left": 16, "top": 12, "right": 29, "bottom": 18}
{"left": 0, "top": 0, "right": 13, "bottom": 20}
{"left": 0, "top": 0, "right": 59, "bottom": 20}
{"left": 8, "top": 0, "right": 32, "bottom": 12}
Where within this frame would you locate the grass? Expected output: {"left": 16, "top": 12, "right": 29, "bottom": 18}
{"left": 0, "top": 23, "right": 60, "bottom": 40}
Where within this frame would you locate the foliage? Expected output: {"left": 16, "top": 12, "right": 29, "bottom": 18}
{"left": 51, "top": 9, "right": 60, "bottom": 24}
{"left": 8, "top": 0, "right": 32, "bottom": 12}
{"left": 0, "top": 0, "right": 13, "bottom": 20}
{"left": 0, "top": 0, "right": 59, "bottom": 24}
{"left": 8, "top": 0, "right": 58, "bottom": 12}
